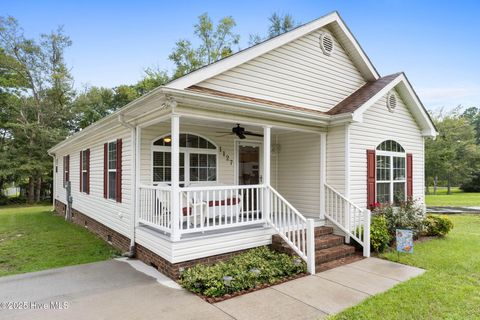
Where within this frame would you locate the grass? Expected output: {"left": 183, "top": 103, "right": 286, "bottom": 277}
{"left": 0, "top": 205, "right": 119, "bottom": 277}
{"left": 332, "top": 214, "right": 480, "bottom": 319}
{"left": 425, "top": 187, "right": 480, "bottom": 207}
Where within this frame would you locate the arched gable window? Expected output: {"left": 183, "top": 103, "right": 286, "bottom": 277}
{"left": 376, "top": 140, "right": 406, "bottom": 205}
{"left": 152, "top": 133, "right": 217, "bottom": 184}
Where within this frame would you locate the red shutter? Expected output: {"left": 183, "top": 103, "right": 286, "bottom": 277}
{"left": 104, "top": 143, "right": 108, "bottom": 199}
{"left": 116, "top": 139, "right": 122, "bottom": 203}
{"left": 79, "top": 151, "right": 83, "bottom": 192}
{"left": 63, "top": 156, "right": 66, "bottom": 186}
{"left": 86, "top": 149, "right": 90, "bottom": 194}
{"left": 367, "top": 150, "right": 376, "bottom": 207}
{"left": 66, "top": 155, "right": 70, "bottom": 183}
{"left": 407, "top": 153, "right": 413, "bottom": 199}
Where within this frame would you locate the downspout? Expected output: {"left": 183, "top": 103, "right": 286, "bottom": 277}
{"left": 118, "top": 114, "right": 137, "bottom": 257}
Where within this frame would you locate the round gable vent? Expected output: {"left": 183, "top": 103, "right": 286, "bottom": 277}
{"left": 319, "top": 33, "right": 334, "bottom": 56}
{"left": 387, "top": 91, "right": 397, "bottom": 112}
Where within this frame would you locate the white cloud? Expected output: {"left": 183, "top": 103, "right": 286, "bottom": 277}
{"left": 417, "top": 86, "right": 480, "bottom": 109}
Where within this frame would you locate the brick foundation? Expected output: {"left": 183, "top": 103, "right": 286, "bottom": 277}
{"left": 54, "top": 200, "right": 251, "bottom": 279}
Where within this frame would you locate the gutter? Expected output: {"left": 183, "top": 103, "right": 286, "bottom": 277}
{"left": 118, "top": 114, "right": 137, "bottom": 258}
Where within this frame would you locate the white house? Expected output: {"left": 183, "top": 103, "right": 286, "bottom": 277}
{"left": 48, "top": 11, "right": 437, "bottom": 277}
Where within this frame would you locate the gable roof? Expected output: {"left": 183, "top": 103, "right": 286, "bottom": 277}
{"left": 327, "top": 73, "right": 401, "bottom": 115}
{"left": 166, "top": 11, "right": 379, "bottom": 90}
{"left": 344, "top": 72, "right": 437, "bottom": 137}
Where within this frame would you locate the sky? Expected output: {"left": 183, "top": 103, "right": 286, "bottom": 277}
{"left": 3, "top": 0, "right": 480, "bottom": 111}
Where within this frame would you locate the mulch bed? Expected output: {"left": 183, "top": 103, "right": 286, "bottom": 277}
{"left": 186, "top": 272, "right": 308, "bottom": 304}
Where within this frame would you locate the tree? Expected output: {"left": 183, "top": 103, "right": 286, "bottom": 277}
{"left": 0, "top": 16, "right": 74, "bottom": 202}
{"left": 169, "top": 13, "right": 239, "bottom": 79}
{"left": 425, "top": 108, "right": 480, "bottom": 194}
{"left": 462, "top": 106, "right": 480, "bottom": 143}
{"left": 249, "top": 12, "right": 299, "bottom": 45}
{"left": 71, "top": 67, "right": 169, "bottom": 130}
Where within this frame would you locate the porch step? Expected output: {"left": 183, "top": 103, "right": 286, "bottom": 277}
{"left": 271, "top": 225, "right": 359, "bottom": 273}
{"left": 272, "top": 234, "right": 344, "bottom": 251}
{"left": 315, "top": 244, "right": 356, "bottom": 264}
{"left": 315, "top": 253, "right": 364, "bottom": 273}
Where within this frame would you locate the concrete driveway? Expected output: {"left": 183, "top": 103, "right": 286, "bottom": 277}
{"left": 0, "top": 259, "right": 231, "bottom": 320}
{"left": 0, "top": 258, "right": 424, "bottom": 320}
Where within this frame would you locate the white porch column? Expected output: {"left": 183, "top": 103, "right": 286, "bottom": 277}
{"left": 263, "top": 126, "right": 271, "bottom": 223}
{"left": 319, "top": 132, "right": 327, "bottom": 220}
{"left": 170, "top": 114, "right": 181, "bottom": 241}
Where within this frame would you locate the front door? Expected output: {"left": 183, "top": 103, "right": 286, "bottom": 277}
{"left": 236, "top": 141, "right": 262, "bottom": 214}
{"left": 237, "top": 141, "right": 262, "bottom": 185}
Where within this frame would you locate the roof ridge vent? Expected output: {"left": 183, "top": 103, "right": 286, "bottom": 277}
{"left": 319, "top": 32, "right": 335, "bottom": 56}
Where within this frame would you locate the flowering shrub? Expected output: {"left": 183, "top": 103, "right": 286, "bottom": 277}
{"left": 180, "top": 246, "right": 306, "bottom": 297}
{"left": 372, "top": 199, "right": 425, "bottom": 237}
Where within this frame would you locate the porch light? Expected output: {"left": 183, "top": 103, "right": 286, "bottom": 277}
{"left": 163, "top": 136, "right": 172, "bottom": 143}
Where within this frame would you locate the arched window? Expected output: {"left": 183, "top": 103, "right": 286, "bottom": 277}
{"left": 152, "top": 133, "right": 217, "bottom": 184}
{"left": 376, "top": 140, "right": 406, "bottom": 205}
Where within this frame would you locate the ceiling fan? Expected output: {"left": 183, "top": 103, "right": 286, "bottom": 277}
{"left": 216, "top": 124, "right": 264, "bottom": 139}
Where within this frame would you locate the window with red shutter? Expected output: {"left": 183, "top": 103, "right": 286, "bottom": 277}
{"left": 375, "top": 140, "right": 407, "bottom": 205}
{"left": 81, "top": 149, "right": 89, "bottom": 193}
{"left": 104, "top": 140, "right": 121, "bottom": 202}
{"left": 366, "top": 150, "right": 376, "bottom": 207}
{"left": 63, "top": 155, "right": 70, "bottom": 188}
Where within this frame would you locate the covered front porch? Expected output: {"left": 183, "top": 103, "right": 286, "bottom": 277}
{"left": 123, "top": 88, "right": 370, "bottom": 272}
{"left": 135, "top": 112, "right": 327, "bottom": 240}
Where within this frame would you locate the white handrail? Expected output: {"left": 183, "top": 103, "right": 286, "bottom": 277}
{"left": 268, "top": 186, "right": 315, "bottom": 274}
{"left": 324, "top": 183, "right": 371, "bottom": 257}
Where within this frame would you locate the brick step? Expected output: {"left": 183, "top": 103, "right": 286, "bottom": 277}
{"left": 272, "top": 234, "right": 344, "bottom": 251}
{"left": 315, "top": 244, "right": 356, "bottom": 264}
{"left": 315, "top": 226, "right": 334, "bottom": 237}
{"left": 315, "top": 253, "right": 364, "bottom": 273}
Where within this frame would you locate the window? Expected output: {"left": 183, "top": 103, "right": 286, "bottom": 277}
{"left": 152, "top": 133, "right": 217, "bottom": 184}
{"left": 376, "top": 140, "right": 406, "bottom": 205}
{"left": 108, "top": 142, "right": 117, "bottom": 200}
{"left": 63, "top": 155, "right": 70, "bottom": 187}
{"left": 80, "top": 149, "right": 89, "bottom": 193}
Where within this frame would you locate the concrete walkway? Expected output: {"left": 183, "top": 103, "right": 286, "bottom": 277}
{"left": 0, "top": 258, "right": 424, "bottom": 320}
{"left": 215, "top": 258, "right": 425, "bottom": 319}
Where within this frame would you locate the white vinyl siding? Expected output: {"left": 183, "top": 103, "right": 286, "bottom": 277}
{"left": 326, "top": 124, "right": 346, "bottom": 193}
{"left": 349, "top": 89, "right": 424, "bottom": 208}
{"left": 275, "top": 132, "right": 321, "bottom": 218}
{"left": 197, "top": 28, "right": 366, "bottom": 112}
{"left": 54, "top": 125, "right": 132, "bottom": 238}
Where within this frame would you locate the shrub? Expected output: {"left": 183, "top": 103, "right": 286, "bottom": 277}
{"left": 373, "top": 199, "right": 425, "bottom": 237}
{"left": 424, "top": 215, "right": 453, "bottom": 237}
{"left": 370, "top": 215, "right": 391, "bottom": 253}
{"left": 180, "top": 246, "right": 306, "bottom": 297}
{"left": 460, "top": 172, "right": 480, "bottom": 192}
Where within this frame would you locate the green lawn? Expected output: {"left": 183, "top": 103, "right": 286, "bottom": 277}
{"left": 0, "top": 205, "right": 119, "bottom": 277}
{"left": 425, "top": 187, "right": 480, "bottom": 207}
{"left": 332, "top": 214, "right": 480, "bottom": 319}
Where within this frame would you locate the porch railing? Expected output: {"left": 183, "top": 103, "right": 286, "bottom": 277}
{"left": 138, "top": 185, "right": 172, "bottom": 234}
{"left": 325, "top": 183, "right": 371, "bottom": 257}
{"left": 179, "top": 184, "right": 265, "bottom": 234}
{"left": 268, "top": 186, "right": 315, "bottom": 274}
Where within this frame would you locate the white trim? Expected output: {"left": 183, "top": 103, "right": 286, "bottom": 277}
{"left": 166, "top": 11, "right": 378, "bottom": 90}
{"left": 319, "top": 132, "right": 327, "bottom": 220}
{"left": 375, "top": 143, "right": 407, "bottom": 204}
